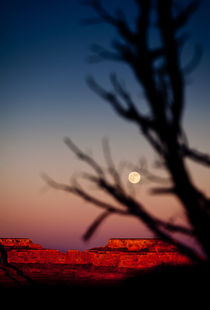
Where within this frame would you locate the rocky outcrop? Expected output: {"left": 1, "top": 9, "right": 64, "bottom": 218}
{"left": 0, "top": 238, "right": 42, "bottom": 249}
{"left": 0, "top": 238, "right": 194, "bottom": 288}
{"left": 86, "top": 238, "right": 191, "bottom": 268}
{"left": 106, "top": 238, "right": 178, "bottom": 252}
{"left": 0, "top": 238, "right": 191, "bottom": 269}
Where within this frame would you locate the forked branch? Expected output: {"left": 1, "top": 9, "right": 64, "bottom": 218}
{"left": 43, "top": 138, "right": 201, "bottom": 262}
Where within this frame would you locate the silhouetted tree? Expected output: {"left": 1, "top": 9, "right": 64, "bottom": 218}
{"left": 43, "top": 0, "right": 210, "bottom": 262}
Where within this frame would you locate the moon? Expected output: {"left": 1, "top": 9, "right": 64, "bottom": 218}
{"left": 128, "top": 171, "right": 141, "bottom": 184}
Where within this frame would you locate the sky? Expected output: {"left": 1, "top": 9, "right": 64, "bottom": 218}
{"left": 1, "top": 0, "right": 210, "bottom": 252}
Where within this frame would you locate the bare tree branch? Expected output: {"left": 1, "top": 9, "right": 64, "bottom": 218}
{"left": 156, "top": 219, "right": 195, "bottom": 236}
{"left": 64, "top": 137, "right": 105, "bottom": 177}
{"left": 173, "top": 0, "right": 201, "bottom": 30}
{"left": 43, "top": 159, "right": 201, "bottom": 262}
{"left": 181, "top": 144, "right": 210, "bottom": 167}
{"left": 87, "top": 44, "right": 122, "bottom": 63}
{"left": 83, "top": 210, "right": 111, "bottom": 241}
{"left": 83, "top": 0, "right": 210, "bottom": 259}
{"left": 87, "top": 75, "right": 166, "bottom": 155}
{"left": 84, "top": 0, "right": 136, "bottom": 43}
{"left": 102, "top": 137, "right": 123, "bottom": 191}
{"left": 44, "top": 0, "right": 210, "bottom": 263}
{"left": 150, "top": 187, "right": 175, "bottom": 195}
{"left": 42, "top": 173, "right": 127, "bottom": 215}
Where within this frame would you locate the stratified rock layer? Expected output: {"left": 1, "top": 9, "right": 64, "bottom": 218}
{"left": 0, "top": 238, "right": 194, "bottom": 287}
{"left": 0, "top": 238, "right": 191, "bottom": 269}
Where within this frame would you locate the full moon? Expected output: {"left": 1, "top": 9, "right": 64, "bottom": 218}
{"left": 128, "top": 171, "right": 141, "bottom": 184}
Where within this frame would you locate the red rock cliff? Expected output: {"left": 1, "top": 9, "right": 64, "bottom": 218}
{"left": 0, "top": 238, "right": 192, "bottom": 269}
{"left": 0, "top": 238, "right": 42, "bottom": 249}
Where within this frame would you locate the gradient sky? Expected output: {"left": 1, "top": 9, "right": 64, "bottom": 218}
{"left": 1, "top": 0, "right": 210, "bottom": 252}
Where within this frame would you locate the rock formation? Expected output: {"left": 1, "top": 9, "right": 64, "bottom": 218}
{"left": 0, "top": 237, "right": 191, "bottom": 268}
